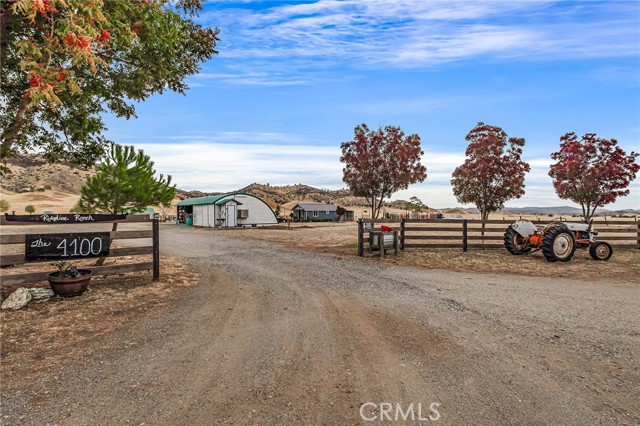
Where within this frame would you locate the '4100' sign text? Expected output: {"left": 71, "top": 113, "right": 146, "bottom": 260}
{"left": 25, "top": 233, "right": 110, "bottom": 260}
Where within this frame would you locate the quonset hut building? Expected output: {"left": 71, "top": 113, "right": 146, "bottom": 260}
{"left": 177, "top": 193, "right": 277, "bottom": 228}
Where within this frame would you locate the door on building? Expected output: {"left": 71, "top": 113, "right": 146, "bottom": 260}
{"left": 226, "top": 204, "right": 237, "bottom": 227}
{"left": 207, "top": 204, "right": 216, "bottom": 227}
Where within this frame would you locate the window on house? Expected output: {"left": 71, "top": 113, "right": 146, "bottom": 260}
{"left": 313, "top": 211, "right": 319, "bottom": 217}
{"left": 326, "top": 211, "right": 330, "bottom": 214}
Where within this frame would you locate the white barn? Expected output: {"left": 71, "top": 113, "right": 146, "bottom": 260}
{"left": 177, "top": 193, "right": 277, "bottom": 228}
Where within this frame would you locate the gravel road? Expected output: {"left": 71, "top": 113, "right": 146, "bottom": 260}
{"left": 4, "top": 225, "right": 639, "bottom": 425}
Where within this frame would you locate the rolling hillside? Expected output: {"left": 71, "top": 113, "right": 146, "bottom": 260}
{"left": 1, "top": 155, "right": 637, "bottom": 216}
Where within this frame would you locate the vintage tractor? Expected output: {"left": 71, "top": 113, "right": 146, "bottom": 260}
{"left": 503, "top": 220, "right": 613, "bottom": 262}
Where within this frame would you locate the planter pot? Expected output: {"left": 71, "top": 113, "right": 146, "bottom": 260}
{"left": 48, "top": 269, "right": 93, "bottom": 297}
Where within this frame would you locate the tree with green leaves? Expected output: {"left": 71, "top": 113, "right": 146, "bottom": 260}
{"left": 408, "top": 196, "right": 427, "bottom": 213}
{"left": 78, "top": 144, "right": 175, "bottom": 214}
{"left": 0, "top": 0, "right": 219, "bottom": 173}
{"left": 24, "top": 204, "right": 35, "bottom": 214}
{"left": 0, "top": 199, "right": 10, "bottom": 212}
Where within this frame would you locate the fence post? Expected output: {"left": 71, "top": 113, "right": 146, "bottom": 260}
{"left": 637, "top": 220, "right": 640, "bottom": 250}
{"left": 462, "top": 219, "right": 468, "bottom": 252}
{"left": 400, "top": 218, "right": 405, "bottom": 251}
{"left": 153, "top": 213, "right": 160, "bottom": 281}
{"left": 357, "top": 219, "right": 364, "bottom": 256}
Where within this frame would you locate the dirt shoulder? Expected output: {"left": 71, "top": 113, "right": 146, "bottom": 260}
{"left": 1, "top": 257, "right": 199, "bottom": 394}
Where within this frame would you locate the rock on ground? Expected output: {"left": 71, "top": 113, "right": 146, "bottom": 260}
{"left": 29, "top": 288, "right": 54, "bottom": 303}
{"left": 1, "top": 288, "right": 32, "bottom": 310}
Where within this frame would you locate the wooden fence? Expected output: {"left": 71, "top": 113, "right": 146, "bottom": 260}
{"left": 358, "top": 218, "right": 639, "bottom": 255}
{"left": 0, "top": 214, "right": 159, "bottom": 286}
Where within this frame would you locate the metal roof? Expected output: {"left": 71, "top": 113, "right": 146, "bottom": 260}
{"left": 293, "top": 203, "right": 337, "bottom": 211}
{"left": 176, "top": 195, "right": 226, "bottom": 206}
{"left": 176, "top": 193, "right": 252, "bottom": 207}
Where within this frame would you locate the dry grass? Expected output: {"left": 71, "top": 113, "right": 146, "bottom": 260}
{"left": 0, "top": 256, "right": 199, "bottom": 391}
{"left": 397, "top": 248, "right": 640, "bottom": 284}
{"left": 235, "top": 222, "right": 640, "bottom": 285}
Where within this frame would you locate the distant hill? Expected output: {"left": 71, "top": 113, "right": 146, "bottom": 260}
{"left": 432, "top": 205, "right": 639, "bottom": 216}
{"left": 176, "top": 183, "right": 370, "bottom": 209}
{"left": 501, "top": 206, "right": 583, "bottom": 215}
{"left": 500, "top": 206, "right": 640, "bottom": 216}
{"left": 2, "top": 154, "right": 637, "bottom": 216}
{"left": 236, "top": 183, "right": 358, "bottom": 206}
{"left": 2, "top": 155, "right": 92, "bottom": 194}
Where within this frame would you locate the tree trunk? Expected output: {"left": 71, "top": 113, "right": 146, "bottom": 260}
{"left": 480, "top": 210, "right": 489, "bottom": 244}
{"left": 581, "top": 202, "right": 596, "bottom": 224}
{"left": 94, "top": 222, "right": 117, "bottom": 266}
{"left": 374, "top": 196, "right": 384, "bottom": 219}
{"left": 366, "top": 196, "right": 375, "bottom": 219}
{"left": 1, "top": 97, "right": 30, "bottom": 159}
{"left": 370, "top": 196, "right": 378, "bottom": 219}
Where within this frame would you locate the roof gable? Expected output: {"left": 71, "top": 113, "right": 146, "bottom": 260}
{"left": 293, "top": 203, "right": 337, "bottom": 212}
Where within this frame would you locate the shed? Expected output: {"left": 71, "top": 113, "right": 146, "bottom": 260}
{"left": 177, "top": 193, "right": 277, "bottom": 227}
{"left": 292, "top": 203, "right": 338, "bottom": 222}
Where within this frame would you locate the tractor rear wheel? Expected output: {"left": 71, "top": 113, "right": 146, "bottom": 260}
{"left": 503, "top": 227, "right": 531, "bottom": 255}
{"left": 589, "top": 241, "right": 613, "bottom": 261}
{"left": 541, "top": 224, "right": 576, "bottom": 262}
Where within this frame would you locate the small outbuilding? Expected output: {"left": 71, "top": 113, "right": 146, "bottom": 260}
{"left": 177, "top": 193, "right": 277, "bottom": 228}
{"left": 292, "top": 203, "right": 339, "bottom": 222}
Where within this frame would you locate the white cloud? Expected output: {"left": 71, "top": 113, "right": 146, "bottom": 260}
{"left": 163, "top": 131, "right": 325, "bottom": 145}
{"left": 136, "top": 141, "right": 342, "bottom": 191}
{"left": 192, "top": 71, "right": 309, "bottom": 86}
{"left": 201, "top": 0, "right": 640, "bottom": 77}
{"left": 133, "top": 140, "right": 639, "bottom": 210}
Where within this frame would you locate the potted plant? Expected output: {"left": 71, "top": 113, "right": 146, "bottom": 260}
{"left": 48, "top": 261, "right": 93, "bottom": 297}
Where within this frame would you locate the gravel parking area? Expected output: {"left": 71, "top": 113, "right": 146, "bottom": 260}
{"left": 2, "top": 225, "right": 638, "bottom": 425}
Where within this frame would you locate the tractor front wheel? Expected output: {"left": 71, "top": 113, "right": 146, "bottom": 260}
{"left": 541, "top": 224, "right": 576, "bottom": 262}
{"left": 589, "top": 241, "right": 613, "bottom": 261}
{"left": 503, "top": 227, "right": 531, "bottom": 255}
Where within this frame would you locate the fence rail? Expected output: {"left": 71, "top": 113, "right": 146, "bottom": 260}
{"left": 358, "top": 218, "right": 639, "bottom": 255}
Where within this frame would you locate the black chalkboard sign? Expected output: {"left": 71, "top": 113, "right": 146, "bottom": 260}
{"left": 25, "top": 233, "right": 111, "bottom": 260}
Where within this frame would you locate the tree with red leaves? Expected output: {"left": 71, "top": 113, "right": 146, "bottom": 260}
{"left": 451, "top": 122, "right": 530, "bottom": 223}
{"left": 549, "top": 133, "right": 639, "bottom": 223}
{"left": 340, "top": 123, "right": 427, "bottom": 219}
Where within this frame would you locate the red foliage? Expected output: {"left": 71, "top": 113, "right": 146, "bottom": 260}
{"left": 380, "top": 225, "right": 393, "bottom": 232}
{"left": 32, "top": 0, "right": 58, "bottom": 16}
{"left": 340, "top": 123, "right": 427, "bottom": 219}
{"left": 549, "top": 133, "right": 639, "bottom": 222}
{"left": 451, "top": 122, "right": 530, "bottom": 221}
{"left": 63, "top": 32, "right": 91, "bottom": 49}
{"left": 63, "top": 32, "right": 76, "bottom": 46}
{"left": 29, "top": 74, "right": 41, "bottom": 88}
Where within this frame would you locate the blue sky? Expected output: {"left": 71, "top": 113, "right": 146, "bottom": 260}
{"left": 105, "top": 0, "right": 640, "bottom": 209}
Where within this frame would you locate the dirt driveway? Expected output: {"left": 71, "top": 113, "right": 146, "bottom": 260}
{"left": 2, "top": 225, "right": 639, "bottom": 425}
